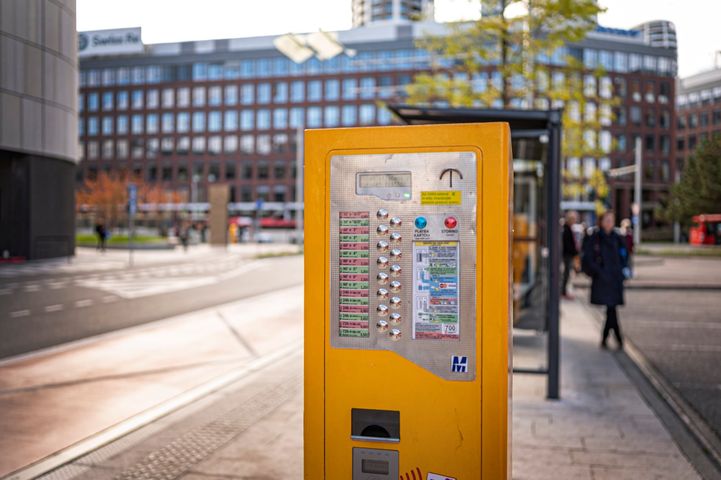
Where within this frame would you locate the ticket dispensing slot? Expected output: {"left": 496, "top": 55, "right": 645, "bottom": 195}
{"left": 351, "top": 408, "right": 400, "bottom": 442}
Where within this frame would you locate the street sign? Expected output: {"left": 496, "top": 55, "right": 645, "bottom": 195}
{"left": 128, "top": 184, "right": 137, "bottom": 215}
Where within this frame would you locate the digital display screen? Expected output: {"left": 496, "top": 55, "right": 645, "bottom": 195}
{"left": 358, "top": 173, "right": 411, "bottom": 189}
{"left": 361, "top": 459, "right": 390, "bottom": 475}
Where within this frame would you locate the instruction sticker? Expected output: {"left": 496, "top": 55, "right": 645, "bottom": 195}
{"left": 412, "top": 241, "right": 460, "bottom": 340}
{"left": 338, "top": 211, "right": 370, "bottom": 338}
{"left": 420, "top": 190, "right": 461, "bottom": 205}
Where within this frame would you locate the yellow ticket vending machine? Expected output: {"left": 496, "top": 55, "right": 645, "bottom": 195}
{"left": 305, "top": 123, "right": 512, "bottom": 480}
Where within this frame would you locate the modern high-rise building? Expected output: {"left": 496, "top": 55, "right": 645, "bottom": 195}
{"left": 635, "top": 20, "right": 677, "bottom": 50}
{"left": 0, "top": 0, "right": 78, "bottom": 259}
{"left": 76, "top": 15, "right": 678, "bottom": 229}
{"left": 352, "top": 0, "right": 434, "bottom": 27}
{"left": 675, "top": 65, "right": 721, "bottom": 171}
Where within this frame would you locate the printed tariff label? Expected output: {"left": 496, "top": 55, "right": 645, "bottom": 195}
{"left": 339, "top": 297, "right": 369, "bottom": 305}
{"left": 340, "top": 250, "right": 370, "bottom": 258}
{"left": 340, "top": 265, "right": 369, "bottom": 273}
{"left": 420, "top": 190, "right": 461, "bottom": 205}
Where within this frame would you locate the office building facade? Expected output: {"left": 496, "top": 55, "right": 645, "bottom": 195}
{"left": 676, "top": 66, "right": 721, "bottom": 171}
{"left": 352, "top": 0, "right": 434, "bottom": 27}
{"left": 1, "top": 0, "right": 78, "bottom": 259}
{"left": 77, "top": 19, "right": 677, "bottom": 225}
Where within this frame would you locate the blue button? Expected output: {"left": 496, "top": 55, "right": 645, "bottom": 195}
{"left": 414, "top": 216, "right": 427, "bottom": 229}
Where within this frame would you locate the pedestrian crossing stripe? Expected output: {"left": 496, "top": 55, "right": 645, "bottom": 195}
{"left": 451, "top": 355, "right": 468, "bottom": 373}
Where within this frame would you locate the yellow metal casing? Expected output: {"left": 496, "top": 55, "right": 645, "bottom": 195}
{"left": 305, "top": 123, "right": 512, "bottom": 479}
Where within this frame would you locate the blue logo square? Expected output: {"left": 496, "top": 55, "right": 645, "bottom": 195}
{"left": 451, "top": 355, "right": 468, "bottom": 373}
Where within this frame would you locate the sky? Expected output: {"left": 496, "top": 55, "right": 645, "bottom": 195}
{"left": 76, "top": 0, "right": 720, "bottom": 78}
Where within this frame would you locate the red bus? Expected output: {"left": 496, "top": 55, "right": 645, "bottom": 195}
{"left": 689, "top": 214, "right": 721, "bottom": 245}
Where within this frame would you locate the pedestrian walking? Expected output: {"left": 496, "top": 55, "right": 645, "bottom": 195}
{"left": 582, "top": 211, "right": 629, "bottom": 349}
{"left": 94, "top": 221, "right": 107, "bottom": 252}
{"left": 562, "top": 211, "right": 579, "bottom": 299}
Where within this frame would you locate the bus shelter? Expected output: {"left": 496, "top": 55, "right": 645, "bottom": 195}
{"left": 388, "top": 105, "right": 562, "bottom": 399}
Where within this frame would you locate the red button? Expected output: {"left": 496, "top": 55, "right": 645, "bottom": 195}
{"left": 444, "top": 216, "right": 458, "bottom": 229}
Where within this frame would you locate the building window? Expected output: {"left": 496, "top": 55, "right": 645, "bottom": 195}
{"left": 177, "top": 87, "right": 190, "bottom": 107}
{"left": 102, "top": 92, "right": 113, "bottom": 111}
{"left": 162, "top": 113, "right": 174, "bottom": 133}
{"left": 131, "top": 115, "right": 143, "bottom": 134}
{"left": 360, "top": 77, "right": 375, "bottom": 99}
{"left": 630, "top": 106, "right": 641, "bottom": 126}
{"left": 208, "top": 136, "right": 222, "bottom": 155}
{"left": 208, "top": 111, "right": 222, "bottom": 132}
{"left": 359, "top": 104, "right": 375, "bottom": 125}
{"left": 291, "top": 81, "right": 304, "bottom": 102}
{"left": 132, "top": 90, "right": 143, "bottom": 109}
{"left": 290, "top": 107, "right": 303, "bottom": 128}
{"left": 242, "top": 161, "right": 253, "bottom": 179}
{"left": 225, "top": 160, "right": 236, "bottom": 179}
{"left": 274, "top": 108, "right": 288, "bottom": 129}
{"left": 117, "top": 139, "right": 128, "bottom": 158}
{"left": 258, "top": 83, "right": 271, "bottom": 103}
{"left": 102, "top": 140, "right": 113, "bottom": 159}
{"left": 325, "top": 79, "right": 340, "bottom": 100}
{"left": 87, "top": 141, "right": 98, "bottom": 159}
{"left": 87, "top": 93, "right": 99, "bottom": 111}
{"left": 257, "top": 135, "right": 271, "bottom": 154}
{"left": 274, "top": 82, "right": 288, "bottom": 103}
{"left": 272, "top": 134, "right": 288, "bottom": 153}
{"left": 583, "top": 48, "right": 597, "bottom": 69}
{"left": 147, "top": 138, "right": 159, "bottom": 158}
{"left": 241, "top": 110, "right": 254, "bottom": 130}
{"left": 224, "top": 111, "right": 238, "bottom": 131}
{"left": 257, "top": 161, "right": 269, "bottom": 179}
{"left": 378, "top": 106, "right": 392, "bottom": 125}
{"left": 307, "top": 106, "right": 322, "bottom": 127}
{"left": 116, "top": 115, "right": 128, "bottom": 135}
{"left": 147, "top": 89, "right": 159, "bottom": 109}
{"left": 615, "top": 134, "right": 626, "bottom": 152}
{"left": 193, "top": 87, "right": 206, "bottom": 107}
{"left": 88, "top": 116, "right": 99, "bottom": 136}
{"left": 257, "top": 109, "right": 271, "bottom": 129}
{"left": 224, "top": 136, "right": 238, "bottom": 153}
{"left": 192, "top": 112, "right": 205, "bottom": 132}
{"left": 325, "top": 106, "right": 339, "bottom": 127}
{"left": 161, "top": 137, "right": 173, "bottom": 155}
{"left": 209, "top": 86, "right": 222, "bottom": 106}
{"left": 102, "top": 117, "right": 113, "bottom": 135}
{"left": 308, "top": 80, "right": 322, "bottom": 101}
{"left": 342, "top": 105, "right": 356, "bottom": 126}
{"left": 274, "top": 161, "right": 286, "bottom": 179}
{"left": 146, "top": 114, "right": 159, "bottom": 134}
{"left": 645, "top": 135, "right": 655, "bottom": 152}
{"left": 116, "top": 91, "right": 128, "bottom": 110}
{"left": 177, "top": 112, "right": 190, "bottom": 133}
{"left": 343, "top": 78, "right": 357, "bottom": 100}
{"left": 241, "top": 84, "right": 254, "bottom": 104}
{"left": 192, "top": 137, "right": 205, "bottom": 154}
{"left": 177, "top": 137, "right": 190, "bottom": 154}
{"left": 225, "top": 85, "right": 238, "bottom": 105}
{"left": 238, "top": 135, "right": 253, "bottom": 154}
{"left": 162, "top": 88, "right": 174, "bottom": 108}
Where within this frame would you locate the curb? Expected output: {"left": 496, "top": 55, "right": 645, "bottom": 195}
{"left": 578, "top": 300, "right": 721, "bottom": 480}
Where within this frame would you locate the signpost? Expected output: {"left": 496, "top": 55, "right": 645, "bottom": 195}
{"left": 127, "top": 183, "right": 137, "bottom": 266}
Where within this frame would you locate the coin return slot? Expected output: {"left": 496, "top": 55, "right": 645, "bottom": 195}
{"left": 351, "top": 408, "right": 400, "bottom": 443}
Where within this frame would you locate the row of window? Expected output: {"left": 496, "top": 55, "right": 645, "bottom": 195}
{"left": 677, "top": 130, "right": 721, "bottom": 152}
{"left": 79, "top": 44, "right": 676, "bottom": 90}
{"left": 677, "top": 109, "right": 721, "bottom": 130}
{"left": 80, "top": 105, "right": 391, "bottom": 137}
{"left": 677, "top": 86, "right": 721, "bottom": 107}
{"left": 79, "top": 77, "right": 407, "bottom": 112}
{"left": 565, "top": 156, "right": 671, "bottom": 182}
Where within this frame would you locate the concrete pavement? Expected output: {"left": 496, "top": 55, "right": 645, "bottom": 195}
{"left": 2, "top": 295, "right": 706, "bottom": 479}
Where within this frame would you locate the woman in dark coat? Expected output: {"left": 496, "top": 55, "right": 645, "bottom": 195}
{"left": 582, "top": 211, "right": 629, "bottom": 349}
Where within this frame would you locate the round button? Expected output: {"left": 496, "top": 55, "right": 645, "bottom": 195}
{"left": 377, "top": 272, "right": 389, "bottom": 285}
{"left": 377, "top": 304, "right": 389, "bottom": 316}
{"left": 414, "top": 216, "right": 428, "bottom": 229}
{"left": 376, "top": 225, "right": 389, "bottom": 235}
{"left": 377, "top": 288, "right": 389, "bottom": 299}
{"left": 390, "top": 296, "right": 402, "bottom": 309}
{"left": 377, "top": 256, "right": 389, "bottom": 268}
{"left": 389, "top": 312, "right": 402, "bottom": 325}
{"left": 389, "top": 280, "right": 401, "bottom": 292}
{"left": 376, "top": 208, "right": 389, "bottom": 220}
{"left": 444, "top": 216, "right": 458, "bottom": 229}
{"left": 376, "top": 319, "right": 389, "bottom": 332}
{"left": 389, "top": 328, "right": 402, "bottom": 341}
{"left": 390, "top": 264, "right": 402, "bottom": 277}
{"left": 390, "top": 216, "right": 402, "bottom": 227}
{"left": 376, "top": 240, "right": 389, "bottom": 252}
{"left": 389, "top": 232, "right": 402, "bottom": 243}
{"left": 390, "top": 248, "right": 402, "bottom": 259}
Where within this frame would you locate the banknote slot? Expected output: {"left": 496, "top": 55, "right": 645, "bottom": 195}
{"left": 351, "top": 408, "right": 400, "bottom": 442}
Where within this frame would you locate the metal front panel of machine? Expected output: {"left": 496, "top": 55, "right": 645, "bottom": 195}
{"left": 329, "top": 151, "right": 478, "bottom": 380}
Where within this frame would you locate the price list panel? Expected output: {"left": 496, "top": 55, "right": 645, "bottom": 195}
{"left": 338, "top": 211, "right": 371, "bottom": 337}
